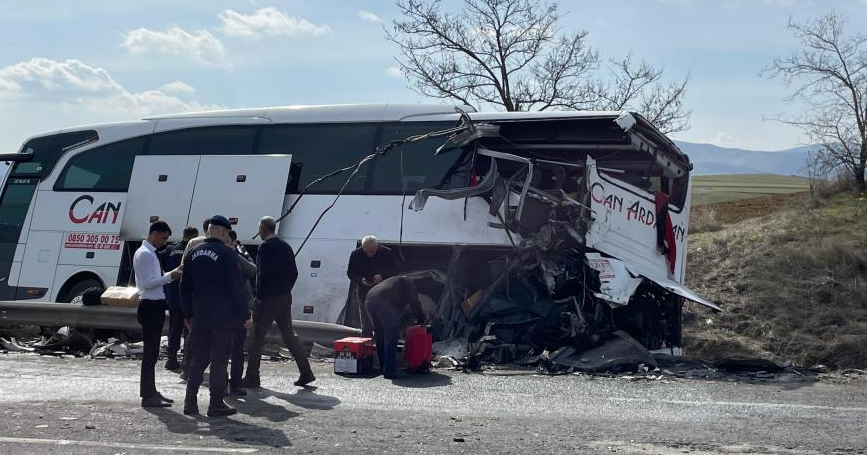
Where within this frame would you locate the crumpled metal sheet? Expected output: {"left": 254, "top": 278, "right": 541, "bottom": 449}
{"left": 585, "top": 253, "right": 642, "bottom": 306}
{"left": 32, "top": 326, "right": 94, "bottom": 353}
{"left": 89, "top": 339, "right": 144, "bottom": 358}
{"left": 548, "top": 330, "right": 657, "bottom": 373}
{"left": 0, "top": 337, "right": 35, "bottom": 352}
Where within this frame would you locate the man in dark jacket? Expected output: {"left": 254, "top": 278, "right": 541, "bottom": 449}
{"left": 227, "top": 229, "right": 256, "bottom": 396}
{"left": 365, "top": 275, "right": 426, "bottom": 379}
{"left": 243, "top": 216, "right": 315, "bottom": 388}
{"left": 180, "top": 215, "right": 251, "bottom": 417}
{"left": 347, "top": 235, "right": 398, "bottom": 336}
{"left": 162, "top": 226, "right": 198, "bottom": 371}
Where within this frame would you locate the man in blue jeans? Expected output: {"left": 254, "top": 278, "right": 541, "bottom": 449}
{"left": 364, "top": 276, "right": 425, "bottom": 379}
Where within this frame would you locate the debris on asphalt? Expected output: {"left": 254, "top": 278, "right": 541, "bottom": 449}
{"left": 89, "top": 338, "right": 144, "bottom": 358}
{"left": 0, "top": 337, "right": 35, "bottom": 352}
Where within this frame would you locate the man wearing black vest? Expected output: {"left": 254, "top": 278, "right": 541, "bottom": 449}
{"left": 161, "top": 225, "right": 198, "bottom": 371}
{"left": 180, "top": 215, "right": 251, "bottom": 417}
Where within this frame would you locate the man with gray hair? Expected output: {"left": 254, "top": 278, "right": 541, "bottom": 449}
{"left": 347, "top": 235, "right": 398, "bottom": 336}
{"left": 243, "top": 216, "right": 315, "bottom": 388}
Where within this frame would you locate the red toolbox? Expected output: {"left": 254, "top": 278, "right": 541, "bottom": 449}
{"left": 403, "top": 326, "right": 432, "bottom": 374}
{"left": 334, "top": 337, "right": 375, "bottom": 375}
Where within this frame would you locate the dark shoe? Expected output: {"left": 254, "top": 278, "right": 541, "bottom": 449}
{"left": 141, "top": 396, "right": 171, "bottom": 408}
{"left": 293, "top": 374, "right": 316, "bottom": 387}
{"left": 156, "top": 392, "right": 174, "bottom": 403}
{"left": 207, "top": 402, "right": 237, "bottom": 417}
{"left": 242, "top": 376, "right": 260, "bottom": 388}
{"left": 229, "top": 384, "right": 248, "bottom": 396}
{"left": 179, "top": 370, "right": 189, "bottom": 381}
{"left": 183, "top": 401, "right": 199, "bottom": 415}
{"left": 165, "top": 359, "right": 181, "bottom": 371}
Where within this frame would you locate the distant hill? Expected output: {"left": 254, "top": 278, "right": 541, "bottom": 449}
{"left": 676, "top": 141, "right": 813, "bottom": 176}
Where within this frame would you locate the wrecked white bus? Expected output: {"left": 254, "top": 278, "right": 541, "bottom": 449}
{"left": 0, "top": 104, "right": 718, "bottom": 365}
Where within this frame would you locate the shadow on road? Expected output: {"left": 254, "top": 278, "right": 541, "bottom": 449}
{"left": 144, "top": 407, "right": 292, "bottom": 448}
{"left": 255, "top": 387, "right": 342, "bottom": 411}
{"left": 229, "top": 393, "right": 300, "bottom": 423}
{"left": 390, "top": 371, "right": 453, "bottom": 388}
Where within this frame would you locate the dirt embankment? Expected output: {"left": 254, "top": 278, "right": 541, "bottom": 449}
{"left": 684, "top": 192, "right": 867, "bottom": 369}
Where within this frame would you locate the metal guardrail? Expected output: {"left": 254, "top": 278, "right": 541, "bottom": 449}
{"left": 0, "top": 301, "right": 360, "bottom": 347}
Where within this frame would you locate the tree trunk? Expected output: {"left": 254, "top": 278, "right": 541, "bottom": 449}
{"left": 860, "top": 143, "right": 867, "bottom": 195}
{"left": 856, "top": 163, "right": 866, "bottom": 194}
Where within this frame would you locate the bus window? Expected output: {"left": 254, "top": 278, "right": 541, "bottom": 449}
{"left": 11, "top": 131, "right": 98, "bottom": 178}
{"left": 257, "top": 124, "right": 377, "bottom": 194}
{"left": 55, "top": 137, "right": 147, "bottom": 192}
{"left": 147, "top": 126, "right": 258, "bottom": 156}
{"left": 371, "top": 122, "right": 473, "bottom": 194}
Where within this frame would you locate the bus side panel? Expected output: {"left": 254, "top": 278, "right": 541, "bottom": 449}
{"left": 286, "top": 238, "right": 358, "bottom": 324}
{"left": 17, "top": 231, "right": 63, "bottom": 299}
{"left": 282, "top": 195, "right": 510, "bottom": 245}
{"left": 50, "top": 265, "right": 119, "bottom": 302}
{"left": 28, "top": 190, "right": 126, "bottom": 298}
{"left": 585, "top": 160, "right": 689, "bottom": 282}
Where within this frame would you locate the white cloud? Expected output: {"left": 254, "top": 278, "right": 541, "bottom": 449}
{"left": 385, "top": 67, "right": 402, "bottom": 78}
{"left": 218, "top": 7, "right": 330, "bottom": 39}
{"left": 359, "top": 10, "right": 383, "bottom": 23}
{"left": 0, "top": 58, "right": 218, "bottom": 116}
{"left": 122, "top": 27, "right": 229, "bottom": 68}
{"left": 159, "top": 81, "right": 197, "bottom": 94}
{"left": 710, "top": 132, "right": 735, "bottom": 148}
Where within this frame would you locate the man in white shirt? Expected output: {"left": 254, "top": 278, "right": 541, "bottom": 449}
{"left": 133, "top": 221, "right": 182, "bottom": 408}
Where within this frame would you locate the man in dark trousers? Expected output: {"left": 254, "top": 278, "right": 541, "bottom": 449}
{"left": 162, "top": 226, "right": 198, "bottom": 371}
{"left": 180, "top": 215, "right": 251, "bottom": 417}
{"left": 365, "top": 275, "right": 426, "bottom": 379}
{"left": 133, "top": 221, "right": 182, "bottom": 407}
{"left": 178, "top": 217, "right": 211, "bottom": 381}
{"left": 347, "top": 235, "right": 398, "bottom": 336}
{"left": 227, "top": 229, "right": 256, "bottom": 396}
{"left": 243, "top": 216, "right": 315, "bottom": 388}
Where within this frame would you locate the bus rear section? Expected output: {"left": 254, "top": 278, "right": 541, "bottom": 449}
{"left": 392, "top": 112, "right": 719, "bottom": 365}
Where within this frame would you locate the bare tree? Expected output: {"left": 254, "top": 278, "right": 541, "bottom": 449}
{"left": 387, "top": 0, "right": 690, "bottom": 134}
{"left": 765, "top": 12, "right": 867, "bottom": 192}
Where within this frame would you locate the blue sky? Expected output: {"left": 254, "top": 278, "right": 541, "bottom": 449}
{"left": 1, "top": 0, "right": 866, "bottom": 154}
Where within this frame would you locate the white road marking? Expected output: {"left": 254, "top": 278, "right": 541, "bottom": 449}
{"left": 0, "top": 436, "right": 258, "bottom": 453}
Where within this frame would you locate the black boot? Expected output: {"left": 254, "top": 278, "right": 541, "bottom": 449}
{"left": 183, "top": 399, "right": 199, "bottom": 415}
{"left": 207, "top": 400, "right": 237, "bottom": 417}
{"left": 165, "top": 357, "right": 181, "bottom": 371}
{"left": 141, "top": 396, "right": 171, "bottom": 408}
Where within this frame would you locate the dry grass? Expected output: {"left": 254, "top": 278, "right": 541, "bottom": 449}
{"left": 684, "top": 193, "right": 867, "bottom": 369}
{"left": 689, "top": 206, "right": 723, "bottom": 234}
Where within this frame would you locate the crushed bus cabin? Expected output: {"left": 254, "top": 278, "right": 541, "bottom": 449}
{"left": 0, "top": 104, "right": 720, "bottom": 368}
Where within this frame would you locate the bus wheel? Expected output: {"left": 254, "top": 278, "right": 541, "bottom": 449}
{"left": 62, "top": 279, "right": 103, "bottom": 304}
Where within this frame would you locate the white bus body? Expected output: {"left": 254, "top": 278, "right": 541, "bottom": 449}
{"left": 0, "top": 104, "right": 717, "bottom": 351}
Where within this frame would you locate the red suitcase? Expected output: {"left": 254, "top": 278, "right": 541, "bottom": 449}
{"left": 403, "top": 325, "right": 432, "bottom": 373}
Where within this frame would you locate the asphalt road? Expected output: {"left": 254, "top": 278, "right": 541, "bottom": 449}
{"left": 0, "top": 354, "right": 865, "bottom": 454}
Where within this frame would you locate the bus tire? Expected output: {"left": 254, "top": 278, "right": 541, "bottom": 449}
{"left": 62, "top": 279, "right": 103, "bottom": 304}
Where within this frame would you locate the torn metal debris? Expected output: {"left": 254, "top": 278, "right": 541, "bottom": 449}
{"left": 394, "top": 112, "right": 723, "bottom": 373}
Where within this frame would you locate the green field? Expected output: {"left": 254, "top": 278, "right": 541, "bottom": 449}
{"left": 690, "top": 174, "right": 810, "bottom": 205}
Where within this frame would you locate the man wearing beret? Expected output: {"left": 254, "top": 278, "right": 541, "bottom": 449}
{"left": 180, "top": 215, "right": 252, "bottom": 417}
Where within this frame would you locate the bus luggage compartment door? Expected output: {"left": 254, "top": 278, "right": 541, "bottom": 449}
{"left": 121, "top": 156, "right": 201, "bottom": 242}
{"left": 187, "top": 155, "right": 292, "bottom": 244}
